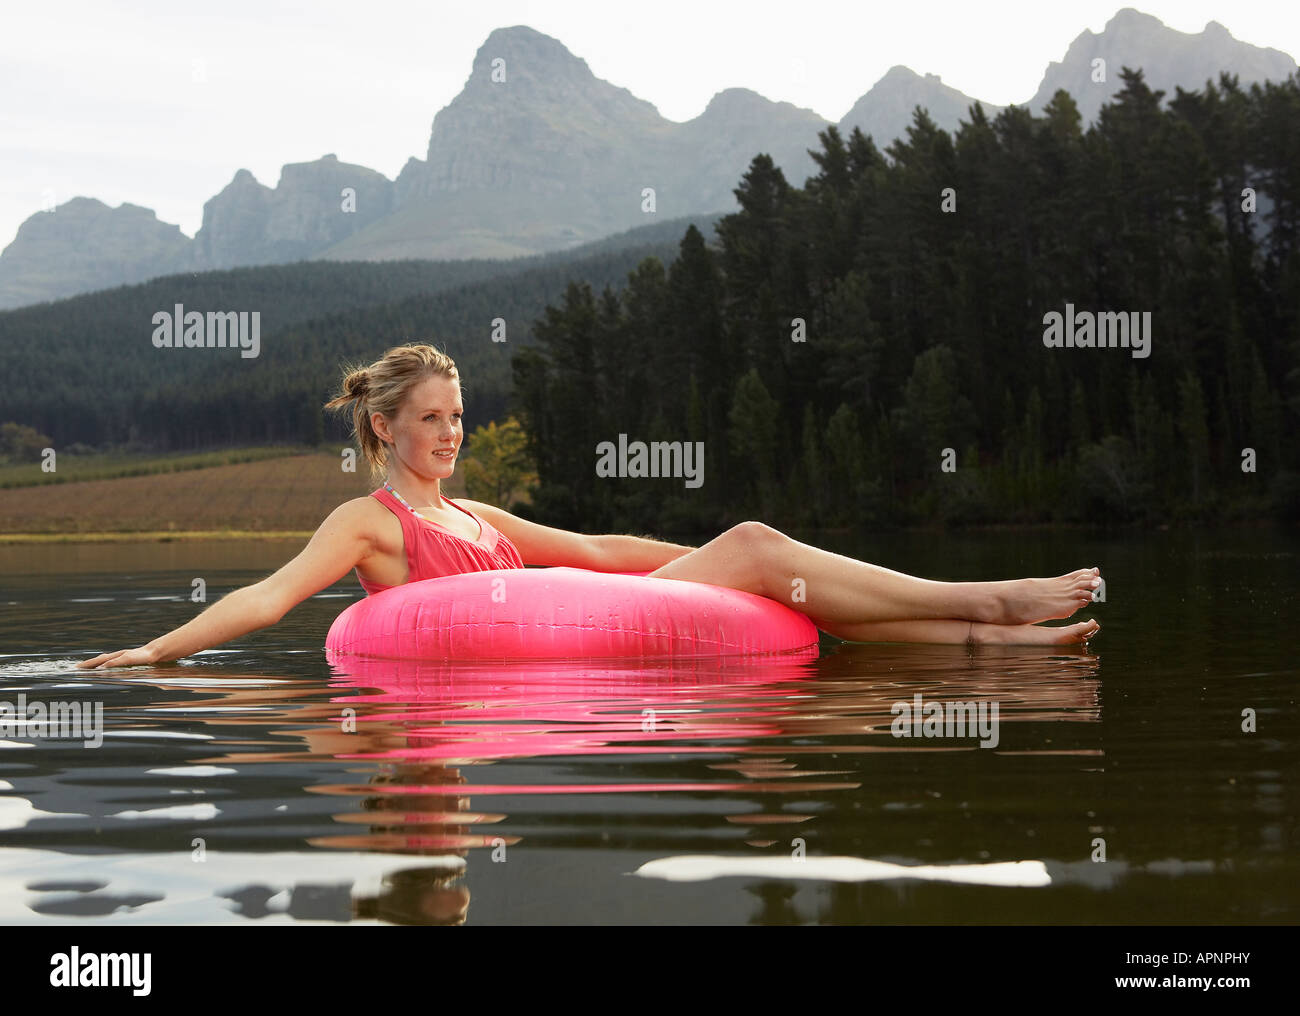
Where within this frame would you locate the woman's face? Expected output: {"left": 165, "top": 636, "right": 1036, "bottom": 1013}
{"left": 376, "top": 374, "right": 463, "bottom": 480}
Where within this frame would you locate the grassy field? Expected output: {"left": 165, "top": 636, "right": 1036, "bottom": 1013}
{"left": 0, "top": 448, "right": 468, "bottom": 539}
{"left": 0, "top": 445, "right": 310, "bottom": 488}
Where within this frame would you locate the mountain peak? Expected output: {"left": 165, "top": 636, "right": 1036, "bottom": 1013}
{"left": 872, "top": 65, "right": 948, "bottom": 88}
{"left": 1104, "top": 7, "right": 1164, "bottom": 31}
{"left": 1029, "top": 9, "right": 1297, "bottom": 121}
{"left": 406, "top": 24, "right": 663, "bottom": 200}
{"left": 880, "top": 65, "right": 922, "bottom": 81}
{"left": 470, "top": 25, "right": 596, "bottom": 87}
{"left": 703, "top": 87, "right": 771, "bottom": 114}
{"left": 840, "top": 64, "right": 998, "bottom": 150}
{"left": 0, "top": 196, "right": 189, "bottom": 307}
{"left": 58, "top": 196, "right": 110, "bottom": 214}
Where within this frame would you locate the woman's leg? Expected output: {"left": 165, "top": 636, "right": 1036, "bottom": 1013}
{"left": 810, "top": 616, "right": 1101, "bottom": 646}
{"left": 645, "top": 522, "right": 1101, "bottom": 627}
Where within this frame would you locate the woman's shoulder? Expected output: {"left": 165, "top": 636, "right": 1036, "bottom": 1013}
{"left": 334, "top": 492, "right": 385, "bottom": 518}
{"left": 326, "top": 494, "right": 402, "bottom": 543}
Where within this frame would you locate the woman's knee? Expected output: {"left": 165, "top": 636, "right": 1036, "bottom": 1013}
{"left": 724, "top": 520, "right": 784, "bottom": 550}
{"left": 716, "top": 523, "right": 785, "bottom": 597}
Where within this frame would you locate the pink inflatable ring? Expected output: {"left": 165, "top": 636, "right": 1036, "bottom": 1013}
{"left": 325, "top": 567, "right": 820, "bottom": 660}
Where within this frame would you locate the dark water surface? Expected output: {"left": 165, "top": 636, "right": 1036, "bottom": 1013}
{"left": 0, "top": 528, "right": 1294, "bottom": 925}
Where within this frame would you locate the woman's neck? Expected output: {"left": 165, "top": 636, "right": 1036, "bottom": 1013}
{"left": 383, "top": 467, "right": 443, "bottom": 508}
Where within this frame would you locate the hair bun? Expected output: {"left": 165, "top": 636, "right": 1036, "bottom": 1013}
{"left": 346, "top": 370, "right": 370, "bottom": 398}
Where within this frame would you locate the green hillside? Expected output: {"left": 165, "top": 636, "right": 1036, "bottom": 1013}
{"left": 0, "top": 213, "right": 726, "bottom": 451}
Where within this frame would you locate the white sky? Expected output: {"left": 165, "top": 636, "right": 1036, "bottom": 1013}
{"left": 2, "top": 1, "right": 1296, "bottom": 249}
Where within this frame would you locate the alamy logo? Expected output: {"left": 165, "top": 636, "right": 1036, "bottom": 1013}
{"left": 1042, "top": 303, "right": 1151, "bottom": 359}
{"left": 890, "top": 693, "right": 1000, "bottom": 748}
{"left": 151, "top": 303, "right": 260, "bottom": 358}
{"left": 595, "top": 434, "right": 704, "bottom": 488}
{"left": 50, "top": 947, "right": 151, "bottom": 995}
{"left": 0, "top": 693, "right": 103, "bottom": 748}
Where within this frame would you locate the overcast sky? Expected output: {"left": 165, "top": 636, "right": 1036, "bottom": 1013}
{"left": 2, "top": 1, "right": 1297, "bottom": 250}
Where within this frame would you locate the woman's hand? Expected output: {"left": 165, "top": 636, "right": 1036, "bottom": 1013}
{"left": 72, "top": 499, "right": 374, "bottom": 669}
{"left": 77, "top": 645, "right": 161, "bottom": 670}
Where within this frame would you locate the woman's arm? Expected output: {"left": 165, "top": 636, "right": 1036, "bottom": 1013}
{"left": 76, "top": 499, "right": 376, "bottom": 669}
{"left": 454, "top": 498, "right": 695, "bottom": 571}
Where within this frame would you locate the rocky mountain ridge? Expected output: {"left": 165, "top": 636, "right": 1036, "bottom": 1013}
{"left": 2, "top": 9, "right": 1294, "bottom": 310}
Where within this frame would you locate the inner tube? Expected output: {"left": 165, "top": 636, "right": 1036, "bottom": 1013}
{"left": 325, "top": 567, "right": 821, "bottom": 660}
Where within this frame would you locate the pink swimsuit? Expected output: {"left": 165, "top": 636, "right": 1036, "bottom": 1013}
{"left": 357, "top": 486, "right": 525, "bottom": 596}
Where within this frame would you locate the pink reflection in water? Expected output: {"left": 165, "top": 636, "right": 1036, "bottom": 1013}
{"left": 323, "top": 650, "right": 821, "bottom": 763}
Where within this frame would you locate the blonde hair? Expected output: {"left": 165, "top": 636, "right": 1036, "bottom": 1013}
{"left": 325, "top": 343, "right": 461, "bottom": 483}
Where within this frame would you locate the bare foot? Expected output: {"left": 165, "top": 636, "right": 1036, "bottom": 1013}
{"left": 979, "top": 568, "right": 1102, "bottom": 625}
{"left": 971, "top": 617, "right": 1100, "bottom": 646}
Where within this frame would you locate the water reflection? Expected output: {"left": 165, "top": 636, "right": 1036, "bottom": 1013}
{"left": 0, "top": 641, "right": 1101, "bottom": 924}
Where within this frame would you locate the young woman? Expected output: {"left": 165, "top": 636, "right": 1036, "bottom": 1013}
{"left": 78, "top": 344, "right": 1100, "bottom": 669}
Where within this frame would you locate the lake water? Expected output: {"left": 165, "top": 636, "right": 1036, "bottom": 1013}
{"left": 0, "top": 528, "right": 1294, "bottom": 925}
